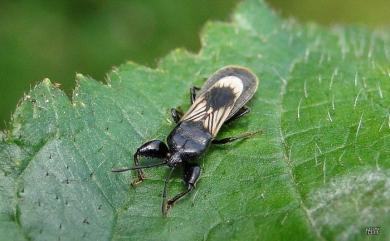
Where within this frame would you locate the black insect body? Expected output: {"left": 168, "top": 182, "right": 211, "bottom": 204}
{"left": 112, "top": 66, "right": 259, "bottom": 215}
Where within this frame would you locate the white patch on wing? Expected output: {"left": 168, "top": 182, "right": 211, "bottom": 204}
{"left": 217, "top": 76, "right": 244, "bottom": 96}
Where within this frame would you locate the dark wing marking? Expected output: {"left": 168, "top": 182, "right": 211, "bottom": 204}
{"left": 197, "top": 66, "right": 259, "bottom": 120}
{"left": 181, "top": 66, "right": 259, "bottom": 137}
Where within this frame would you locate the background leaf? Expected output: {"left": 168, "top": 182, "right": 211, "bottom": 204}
{"left": 1, "top": 0, "right": 390, "bottom": 240}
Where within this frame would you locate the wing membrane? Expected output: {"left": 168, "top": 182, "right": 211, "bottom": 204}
{"left": 182, "top": 75, "right": 244, "bottom": 136}
{"left": 181, "top": 66, "right": 258, "bottom": 137}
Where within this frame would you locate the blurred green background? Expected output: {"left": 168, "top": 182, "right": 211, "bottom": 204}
{"left": 1, "top": 0, "right": 389, "bottom": 129}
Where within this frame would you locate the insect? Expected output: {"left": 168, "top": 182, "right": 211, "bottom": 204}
{"left": 112, "top": 66, "right": 259, "bottom": 215}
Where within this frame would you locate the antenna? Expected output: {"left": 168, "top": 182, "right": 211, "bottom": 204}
{"left": 111, "top": 162, "right": 166, "bottom": 173}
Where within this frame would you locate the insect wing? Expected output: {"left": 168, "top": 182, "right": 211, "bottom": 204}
{"left": 182, "top": 66, "right": 259, "bottom": 136}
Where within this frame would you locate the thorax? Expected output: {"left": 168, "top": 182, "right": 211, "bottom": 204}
{"left": 167, "top": 121, "right": 212, "bottom": 161}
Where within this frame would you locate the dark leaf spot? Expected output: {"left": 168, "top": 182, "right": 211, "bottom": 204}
{"left": 83, "top": 218, "right": 90, "bottom": 224}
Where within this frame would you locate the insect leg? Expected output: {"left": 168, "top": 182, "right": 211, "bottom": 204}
{"left": 162, "top": 167, "right": 175, "bottom": 216}
{"left": 225, "top": 106, "right": 250, "bottom": 124}
{"left": 212, "top": 130, "right": 261, "bottom": 144}
{"left": 190, "top": 86, "right": 200, "bottom": 104}
{"left": 166, "top": 164, "right": 200, "bottom": 211}
{"left": 132, "top": 140, "right": 169, "bottom": 186}
{"left": 170, "top": 108, "right": 183, "bottom": 123}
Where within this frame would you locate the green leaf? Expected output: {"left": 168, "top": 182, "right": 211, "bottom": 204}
{"left": 1, "top": 0, "right": 390, "bottom": 240}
